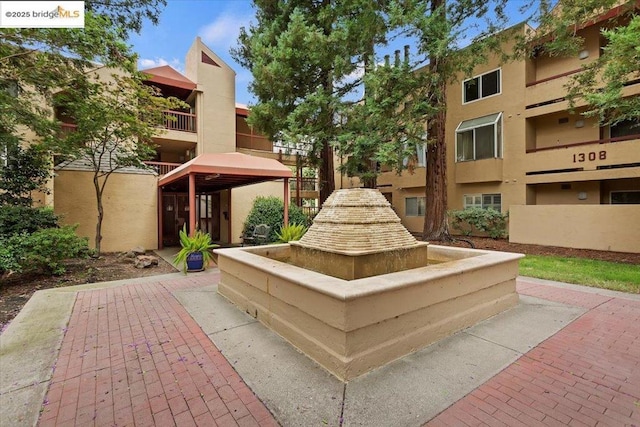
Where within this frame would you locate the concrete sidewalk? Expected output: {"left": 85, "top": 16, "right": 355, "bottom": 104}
{"left": 1, "top": 270, "right": 638, "bottom": 426}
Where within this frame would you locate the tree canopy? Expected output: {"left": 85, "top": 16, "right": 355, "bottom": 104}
{"left": 235, "top": 0, "right": 511, "bottom": 239}
{"left": 0, "top": 0, "right": 166, "bottom": 158}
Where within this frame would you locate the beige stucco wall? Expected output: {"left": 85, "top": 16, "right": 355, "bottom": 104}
{"left": 510, "top": 205, "right": 640, "bottom": 253}
{"left": 230, "top": 180, "right": 288, "bottom": 244}
{"left": 532, "top": 25, "right": 600, "bottom": 82}
{"left": 185, "top": 37, "right": 236, "bottom": 154}
{"left": 54, "top": 170, "right": 158, "bottom": 252}
{"left": 444, "top": 32, "right": 529, "bottom": 213}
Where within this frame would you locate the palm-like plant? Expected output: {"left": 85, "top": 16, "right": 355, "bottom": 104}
{"left": 173, "top": 225, "right": 218, "bottom": 273}
{"left": 276, "top": 223, "right": 308, "bottom": 243}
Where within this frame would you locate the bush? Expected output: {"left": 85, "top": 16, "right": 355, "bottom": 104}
{"left": 0, "top": 206, "right": 59, "bottom": 237}
{"left": 243, "top": 197, "right": 310, "bottom": 243}
{"left": 449, "top": 208, "right": 509, "bottom": 239}
{"left": 276, "top": 223, "right": 308, "bottom": 243}
{"left": 2, "top": 226, "right": 89, "bottom": 275}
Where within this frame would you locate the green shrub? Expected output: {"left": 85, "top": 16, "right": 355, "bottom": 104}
{"left": 449, "top": 208, "right": 509, "bottom": 239}
{"left": 243, "top": 197, "right": 310, "bottom": 243}
{"left": 5, "top": 225, "right": 89, "bottom": 275}
{"left": 0, "top": 206, "right": 59, "bottom": 237}
{"left": 276, "top": 223, "right": 308, "bottom": 243}
{"left": 0, "top": 238, "right": 23, "bottom": 274}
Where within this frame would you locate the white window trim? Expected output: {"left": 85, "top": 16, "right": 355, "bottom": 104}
{"left": 462, "top": 67, "right": 502, "bottom": 105}
{"left": 455, "top": 112, "right": 503, "bottom": 162}
{"left": 463, "top": 193, "right": 502, "bottom": 211}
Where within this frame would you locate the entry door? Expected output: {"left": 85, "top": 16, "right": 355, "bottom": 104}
{"left": 162, "top": 194, "right": 189, "bottom": 246}
{"left": 197, "top": 193, "right": 221, "bottom": 241}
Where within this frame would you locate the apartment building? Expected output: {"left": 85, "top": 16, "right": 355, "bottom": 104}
{"left": 375, "top": 7, "right": 640, "bottom": 253}
{"left": 54, "top": 38, "right": 306, "bottom": 252}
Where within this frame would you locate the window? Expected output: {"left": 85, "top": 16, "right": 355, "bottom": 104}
{"left": 416, "top": 143, "right": 427, "bottom": 167}
{"left": 463, "top": 69, "right": 501, "bottom": 103}
{"left": 401, "top": 142, "right": 427, "bottom": 168}
{"left": 610, "top": 119, "right": 640, "bottom": 139}
{"left": 611, "top": 191, "right": 640, "bottom": 204}
{"left": 405, "top": 197, "right": 426, "bottom": 216}
{"left": 463, "top": 193, "right": 502, "bottom": 211}
{"left": 456, "top": 113, "right": 502, "bottom": 162}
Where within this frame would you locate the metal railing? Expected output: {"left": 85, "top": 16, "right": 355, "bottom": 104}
{"left": 290, "top": 177, "right": 318, "bottom": 191}
{"left": 144, "top": 161, "right": 181, "bottom": 175}
{"left": 163, "top": 110, "right": 196, "bottom": 133}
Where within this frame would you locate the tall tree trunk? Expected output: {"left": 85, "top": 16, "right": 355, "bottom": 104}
{"left": 319, "top": 139, "right": 335, "bottom": 204}
{"left": 423, "top": 105, "right": 449, "bottom": 241}
{"left": 93, "top": 173, "right": 103, "bottom": 255}
{"left": 423, "top": 0, "right": 450, "bottom": 241}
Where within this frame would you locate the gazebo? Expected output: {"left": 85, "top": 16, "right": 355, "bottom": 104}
{"left": 157, "top": 152, "right": 293, "bottom": 246}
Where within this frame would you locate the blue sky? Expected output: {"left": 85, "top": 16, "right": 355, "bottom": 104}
{"left": 129, "top": 0, "right": 256, "bottom": 105}
{"left": 129, "top": 1, "right": 534, "bottom": 107}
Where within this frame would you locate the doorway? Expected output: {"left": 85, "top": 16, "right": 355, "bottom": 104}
{"left": 162, "top": 193, "right": 189, "bottom": 247}
{"left": 162, "top": 192, "right": 222, "bottom": 246}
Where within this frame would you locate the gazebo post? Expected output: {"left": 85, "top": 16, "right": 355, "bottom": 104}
{"left": 189, "top": 173, "right": 196, "bottom": 236}
{"left": 284, "top": 178, "right": 289, "bottom": 227}
{"left": 158, "top": 186, "right": 164, "bottom": 249}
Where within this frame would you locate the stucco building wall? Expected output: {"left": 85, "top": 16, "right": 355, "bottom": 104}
{"left": 54, "top": 170, "right": 158, "bottom": 252}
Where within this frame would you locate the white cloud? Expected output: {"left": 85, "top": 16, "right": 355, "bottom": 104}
{"left": 138, "top": 57, "right": 184, "bottom": 73}
{"left": 198, "top": 12, "right": 249, "bottom": 52}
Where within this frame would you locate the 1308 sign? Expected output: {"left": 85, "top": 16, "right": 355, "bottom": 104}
{"left": 573, "top": 150, "right": 607, "bottom": 163}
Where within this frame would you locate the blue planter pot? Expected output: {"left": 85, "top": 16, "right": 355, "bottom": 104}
{"left": 186, "top": 251, "right": 204, "bottom": 272}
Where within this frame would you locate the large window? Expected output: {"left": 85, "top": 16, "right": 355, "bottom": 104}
{"left": 463, "top": 193, "right": 502, "bottom": 211}
{"left": 405, "top": 197, "right": 426, "bottom": 216}
{"left": 456, "top": 112, "right": 502, "bottom": 162}
{"left": 463, "top": 69, "right": 501, "bottom": 103}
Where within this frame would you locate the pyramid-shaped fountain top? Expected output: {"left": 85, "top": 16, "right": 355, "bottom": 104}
{"left": 295, "top": 188, "right": 422, "bottom": 255}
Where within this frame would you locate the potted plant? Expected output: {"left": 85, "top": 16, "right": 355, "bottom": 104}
{"left": 174, "top": 225, "right": 219, "bottom": 273}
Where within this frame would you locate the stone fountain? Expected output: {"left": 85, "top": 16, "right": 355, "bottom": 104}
{"left": 215, "top": 189, "right": 522, "bottom": 380}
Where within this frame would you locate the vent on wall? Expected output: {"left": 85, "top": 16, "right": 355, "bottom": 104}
{"left": 201, "top": 51, "right": 220, "bottom": 67}
{"left": 558, "top": 117, "right": 569, "bottom": 124}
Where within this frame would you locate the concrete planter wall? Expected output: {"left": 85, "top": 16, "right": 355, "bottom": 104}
{"left": 216, "top": 244, "right": 522, "bottom": 381}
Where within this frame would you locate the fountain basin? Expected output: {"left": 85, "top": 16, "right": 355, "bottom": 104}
{"left": 216, "top": 244, "right": 522, "bottom": 381}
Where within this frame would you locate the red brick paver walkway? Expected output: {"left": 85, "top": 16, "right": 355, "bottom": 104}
{"left": 38, "top": 274, "right": 276, "bottom": 427}
{"left": 427, "top": 280, "right": 640, "bottom": 427}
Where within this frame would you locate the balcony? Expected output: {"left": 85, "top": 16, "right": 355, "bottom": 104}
{"left": 162, "top": 110, "right": 196, "bottom": 133}
{"left": 524, "top": 136, "right": 640, "bottom": 183}
{"left": 144, "top": 161, "right": 181, "bottom": 175}
{"left": 60, "top": 123, "right": 77, "bottom": 134}
{"left": 290, "top": 177, "right": 318, "bottom": 192}
{"left": 236, "top": 132, "right": 273, "bottom": 152}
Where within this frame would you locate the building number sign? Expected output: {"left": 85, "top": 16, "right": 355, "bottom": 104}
{"left": 573, "top": 150, "right": 607, "bottom": 163}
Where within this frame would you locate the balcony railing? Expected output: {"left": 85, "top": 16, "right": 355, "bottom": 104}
{"left": 236, "top": 132, "right": 273, "bottom": 151}
{"left": 527, "top": 133, "right": 640, "bottom": 153}
{"left": 163, "top": 110, "right": 196, "bottom": 133}
{"left": 144, "top": 161, "right": 181, "bottom": 175}
{"left": 290, "top": 177, "right": 318, "bottom": 191}
{"left": 60, "top": 123, "right": 77, "bottom": 134}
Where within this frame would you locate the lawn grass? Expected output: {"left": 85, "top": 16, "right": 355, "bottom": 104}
{"left": 519, "top": 255, "right": 640, "bottom": 294}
